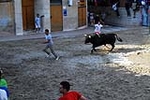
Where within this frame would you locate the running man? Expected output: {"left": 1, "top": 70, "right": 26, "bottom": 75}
{"left": 43, "top": 29, "right": 59, "bottom": 60}
{"left": 58, "top": 81, "right": 87, "bottom": 100}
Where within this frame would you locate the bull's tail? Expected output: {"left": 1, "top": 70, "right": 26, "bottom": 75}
{"left": 115, "top": 34, "right": 123, "bottom": 42}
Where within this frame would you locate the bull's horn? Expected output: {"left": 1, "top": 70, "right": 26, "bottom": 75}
{"left": 84, "top": 34, "right": 87, "bottom": 36}
{"left": 89, "top": 35, "right": 91, "bottom": 38}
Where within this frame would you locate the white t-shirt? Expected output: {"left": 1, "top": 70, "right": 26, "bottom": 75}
{"left": 45, "top": 34, "right": 53, "bottom": 45}
{"left": 0, "top": 89, "right": 8, "bottom": 100}
{"left": 94, "top": 24, "right": 103, "bottom": 33}
{"left": 35, "top": 17, "right": 41, "bottom": 28}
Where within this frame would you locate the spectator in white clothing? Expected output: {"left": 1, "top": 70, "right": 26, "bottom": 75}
{"left": 35, "top": 13, "right": 44, "bottom": 33}
{"left": 94, "top": 21, "right": 103, "bottom": 37}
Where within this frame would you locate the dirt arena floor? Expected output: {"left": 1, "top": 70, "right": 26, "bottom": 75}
{"left": 0, "top": 27, "right": 150, "bottom": 100}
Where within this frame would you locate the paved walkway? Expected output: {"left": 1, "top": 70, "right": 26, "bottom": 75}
{"left": 0, "top": 26, "right": 136, "bottom": 42}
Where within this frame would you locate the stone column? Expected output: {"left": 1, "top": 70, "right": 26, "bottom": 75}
{"left": 34, "top": 0, "right": 50, "bottom": 32}
{"left": 62, "top": 0, "right": 78, "bottom": 31}
{"left": 14, "top": 0, "right": 23, "bottom": 35}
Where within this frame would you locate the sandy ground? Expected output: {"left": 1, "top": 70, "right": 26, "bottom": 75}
{"left": 0, "top": 27, "right": 150, "bottom": 100}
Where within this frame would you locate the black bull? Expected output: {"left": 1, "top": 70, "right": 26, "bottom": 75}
{"left": 84, "top": 33, "right": 123, "bottom": 53}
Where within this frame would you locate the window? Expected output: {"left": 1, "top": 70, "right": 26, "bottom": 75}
{"left": 0, "top": 0, "right": 12, "bottom": 3}
{"left": 50, "top": 0, "right": 62, "bottom": 5}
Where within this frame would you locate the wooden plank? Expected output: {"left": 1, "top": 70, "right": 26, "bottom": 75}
{"left": 78, "top": 7, "right": 86, "bottom": 27}
{"left": 78, "top": 8, "right": 82, "bottom": 27}
{"left": 82, "top": 7, "right": 86, "bottom": 26}
{"left": 26, "top": 6, "right": 34, "bottom": 29}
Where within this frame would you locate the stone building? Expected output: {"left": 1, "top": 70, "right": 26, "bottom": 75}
{"left": 0, "top": 0, "right": 87, "bottom": 36}
{"left": 0, "top": 0, "right": 149, "bottom": 36}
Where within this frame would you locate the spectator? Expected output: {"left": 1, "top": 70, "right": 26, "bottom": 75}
{"left": 58, "top": 81, "right": 87, "bottom": 100}
{"left": 140, "top": 0, "right": 149, "bottom": 26}
{"left": 94, "top": 14, "right": 100, "bottom": 24}
{"left": 101, "top": 12, "right": 106, "bottom": 24}
{"left": 132, "top": 0, "right": 140, "bottom": 18}
{"left": 0, "top": 89, "right": 8, "bottom": 100}
{"left": 125, "top": 0, "right": 132, "bottom": 17}
{"left": 0, "top": 69, "right": 9, "bottom": 99}
{"left": 35, "top": 13, "right": 44, "bottom": 33}
{"left": 89, "top": 12, "right": 95, "bottom": 26}
{"left": 111, "top": 0, "right": 120, "bottom": 17}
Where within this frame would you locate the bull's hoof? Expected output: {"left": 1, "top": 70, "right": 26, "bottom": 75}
{"left": 91, "top": 50, "right": 93, "bottom": 54}
{"left": 93, "top": 49, "right": 97, "bottom": 52}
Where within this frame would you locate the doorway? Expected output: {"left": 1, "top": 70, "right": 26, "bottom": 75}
{"left": 22, "top": 0, "right": 34, "bottom": 30}
{"left": 50, "top": 0, "right": 63, "bottom": 32}
{"left": 78, "top": 0, "right": 86, "bottom": 27}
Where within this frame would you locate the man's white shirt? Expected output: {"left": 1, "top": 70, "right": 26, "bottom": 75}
{"left": 94, "top": 24, "right": 103, "bottom": 33}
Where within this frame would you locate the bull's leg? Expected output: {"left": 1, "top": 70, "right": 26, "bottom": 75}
{"left": 93, "top": 48, "right": 97, "bottom": 52}
{"left": 91, "top": 47, "right": 96, "bottom": 54}
{"left": 92, "top": 45, "right": 97, "bottom": 52}
{"left": 104, "top": 44, "right": 110, "bottom": 49}
{"left": 91, "top": 49, "right": 96, "bottom": 54}
{"left": 91, "top": 49, "right": 93, "bottom": 54}
{"left": 110, "top": 43, "right": 115, "bottom": 52}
